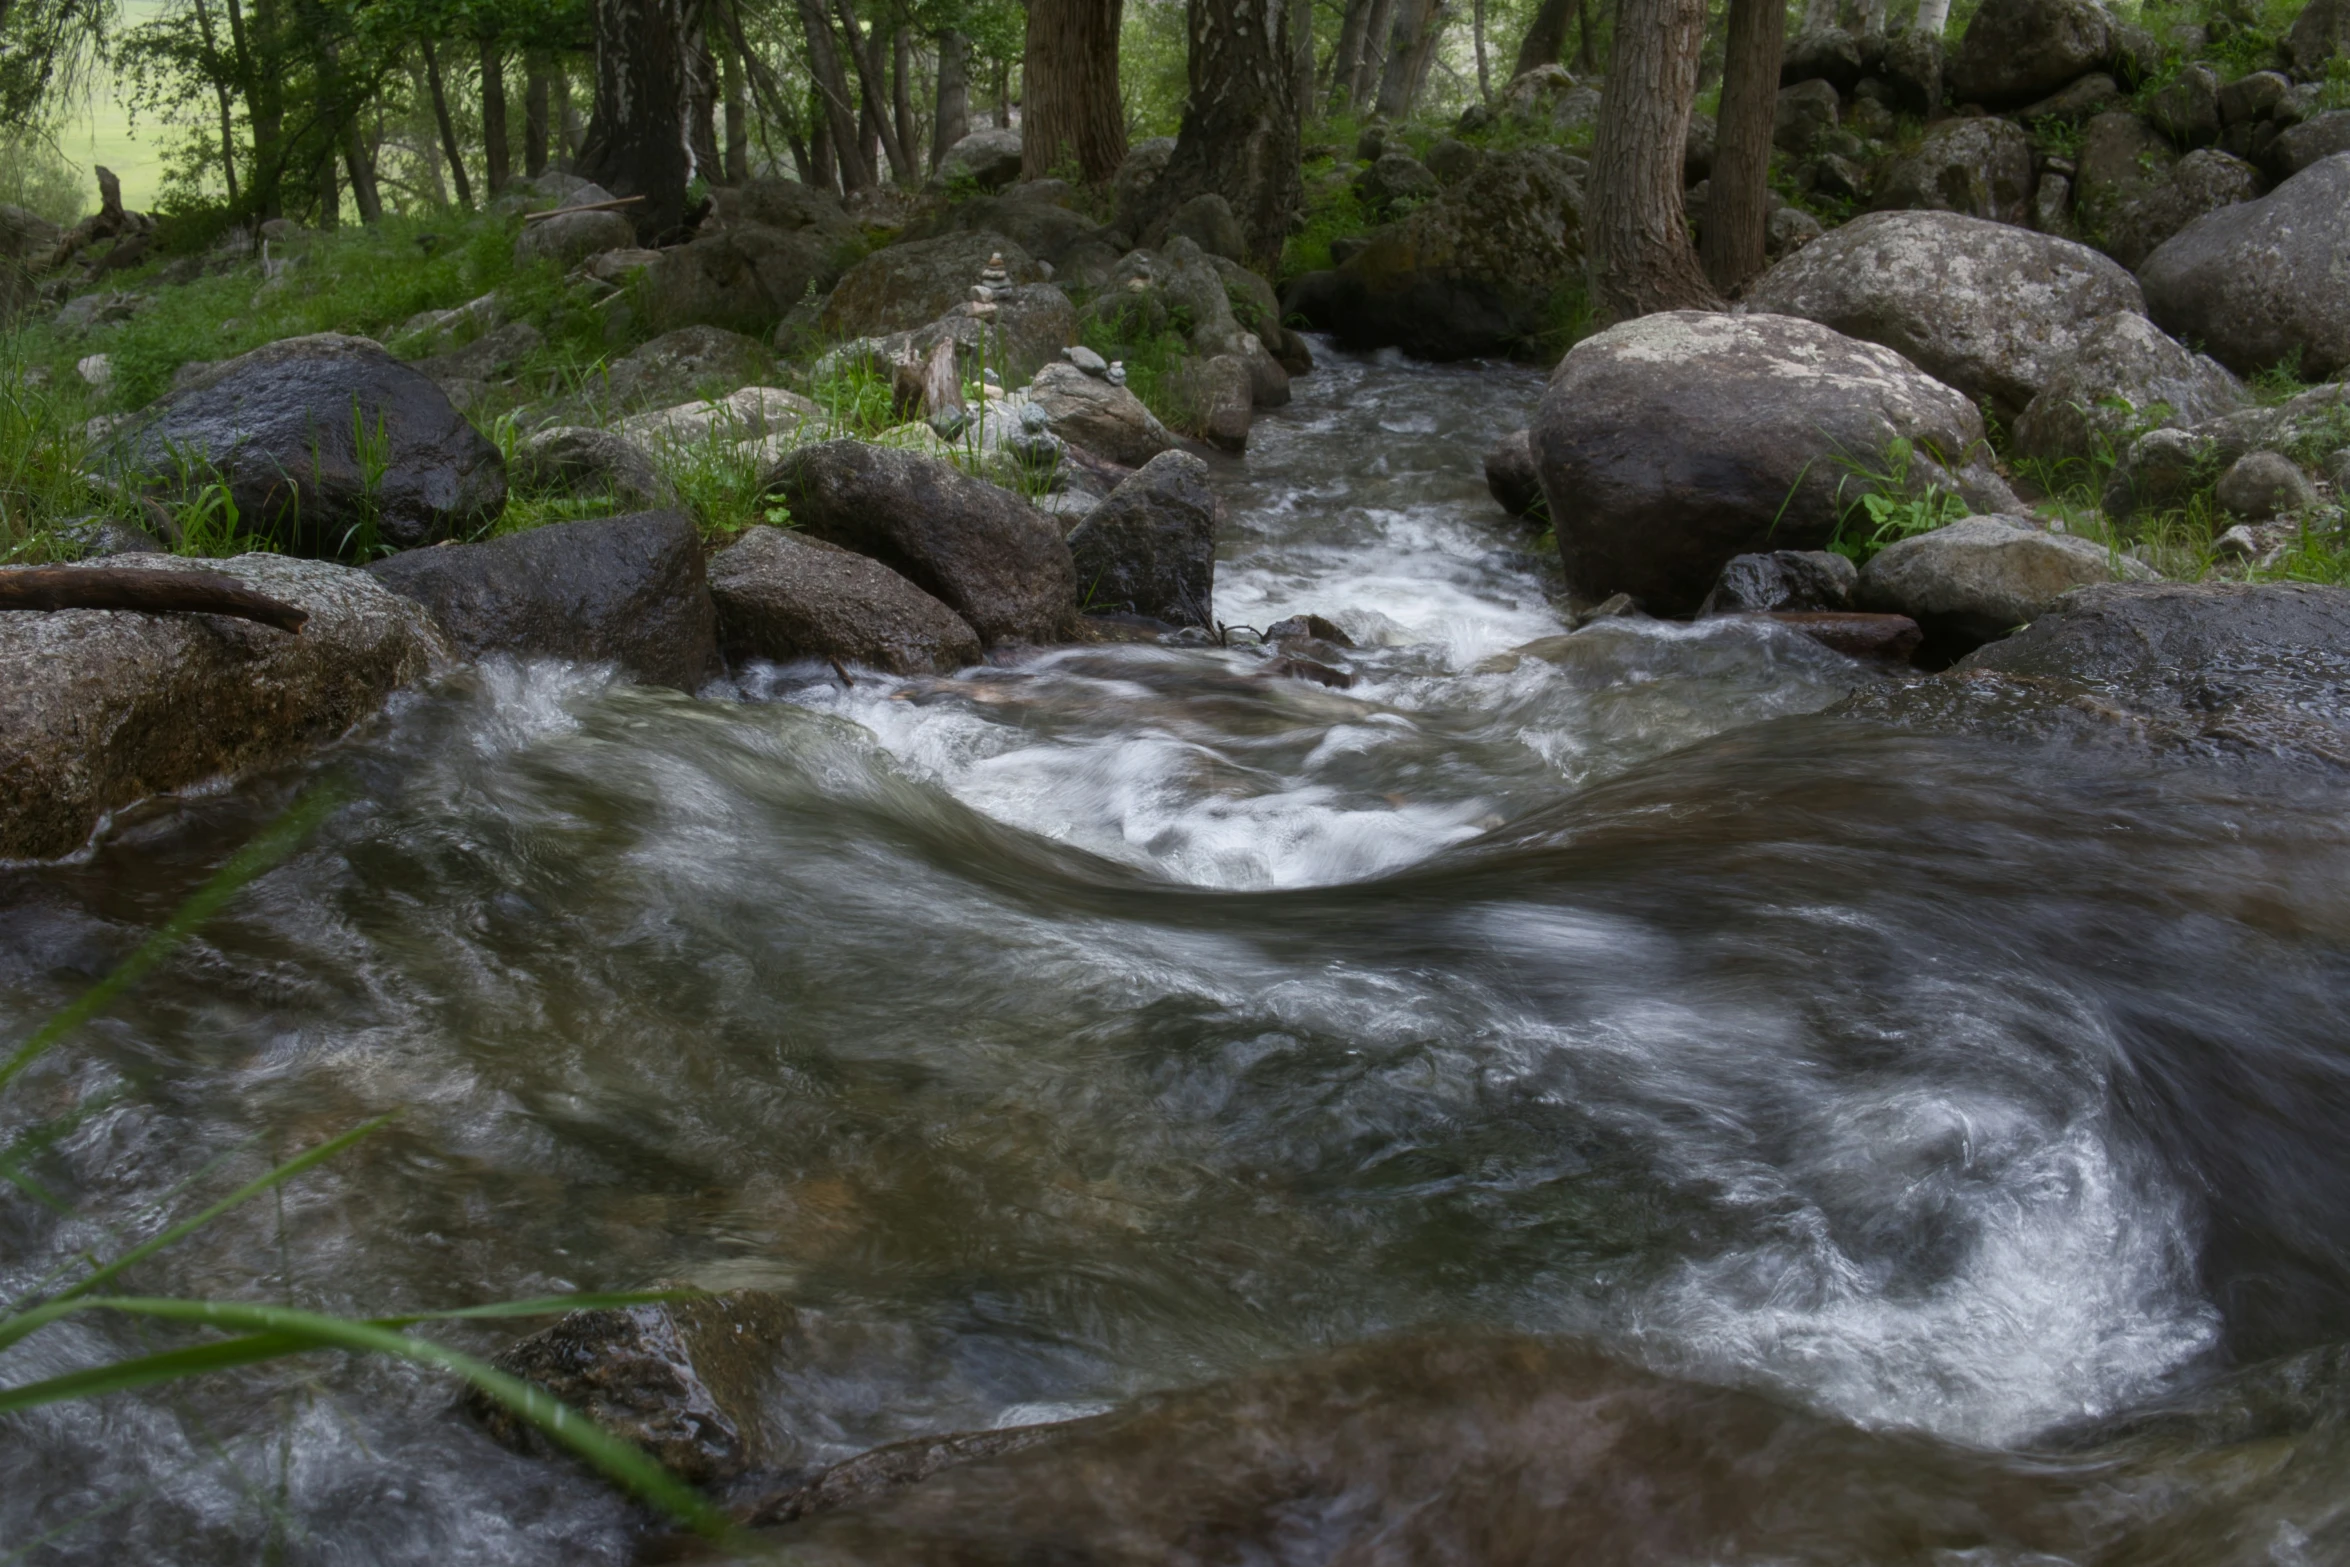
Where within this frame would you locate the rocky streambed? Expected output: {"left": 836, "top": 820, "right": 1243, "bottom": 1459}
{"left": 7, "top": 344, "right": 2350, "bottom": 1563}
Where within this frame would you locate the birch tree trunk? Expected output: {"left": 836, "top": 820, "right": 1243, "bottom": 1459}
{"left": 1022, "top": 0, "right": 1129, "bottom": 182}
{"left": 1584, "top": 0, "right": 1722, "bottom": 322}
{"left": 581, "top": 0, "right": 693, "bottom": 237}
{"left": 1911, "top": 0, "right": 1951, "bottom": 33}
{"left": 1701, "top": 0, "right": 1782, "bottom": 294}
{"left": 1511, "top": 0, "right": 1572, "bottom": 75}
{"left": 1143, "top": 0, "right": 1304, "bottom": 274}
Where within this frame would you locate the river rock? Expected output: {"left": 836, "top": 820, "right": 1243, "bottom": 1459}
{"left": 2011, "top": 311, "right": 2248, "bottom": 463}
{"left": 1065, "top": 451, "right": 1218, "bottom": 627}
{"left": 2215, "top": 451, "right": 2320, "bottom": 518}
{"left": 707, "top": 525, "right": 982, "bottom": 675}
{"left": 640, "top": 223, "right": 847, "bottom": 336}
{"left": 818, "top": 232, "right": 1042, "bottom": 341}
{"left": 1950, "top": 0, "right": 2113, "bottom": 105}
{"left": 1026, "top": 362, "right": 1177, "bottom": 468}
{"left": 512, "top": 426, "right": 677, "bottom": 509}
{"left": 1871, "top": 117, "right": 2035, "bottom": 225}
{"left": 2271, "top": 110, "right": 2350, "bottom": 175}
{"left": 2097, "top": 149, "right": 2264, "bottom": 270}
{"left": 514, "top": 208, "right": 637, "bottom": 269}
{"left": 1702, "top": 550, "right": 1858, "bottom": 614}
{"left": 603, "top": 325, "right": 778, "bottom": 407}
{"left": 1484, "top": 429, "right": 1546, "bottom": 519}
{"left": 762, "top": 440, "right": 1076, "bottom": 645}
{"left": 2286, "top": 0, "right": 2350, "bottom": 75}
{"left": 108, "top": 333, "right": 506, "bottom": 555}
{"left": 2137, "top": 153, "right": 2350, "bottom": 379}
{"left": 1169, "top": 354, "right": 1253, "bottom": 453}
{"left": 1282, "top": 148, "right": 1584, "bottom": 361}
{"left": 0, "top": 555, "right": 450, "bottom": 860}
{"left": 366, "top": 511, "right": 718, "bottom": 689}
{"left": 1745, "top": 211, "right": 2144, "bottom": 415}
{"left": 1530, "top": 312, "right": 2015, "bottom": 616}
{"left": 1857, "top": 515, "right": 2154, "bottom": 649}
{"left": 410, "top": 320, "right": 544, "bottom": 386}
{"left": 932, "top": 128, "right": 1024, "bottom": 192}
{"left": 1775, "top": 79, "right": 1841, "bottom": 153}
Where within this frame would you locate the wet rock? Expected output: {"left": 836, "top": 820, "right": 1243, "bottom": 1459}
{"left": 2271, "top": 110, "right": 2350, "bottom": 175}
{"left": 1950, "top": 0, "right": 2112, "bottom": 106}
{"left": 1761, "top": 610, "right": 1922, "bottom": 661}
{"left": 1775, "top": 79, "right": 1841, "bottom": 153}
{"left": 1531, "top": 312, "right": 2014, "bottom": 616}
{"left": 1746, "top": 211, "right": 2144, "bottom": 415}
{"left": 1168, "top": 353, "right": 1253, "bottom": 453}
{"left": 1260, "top": 654, "right": 1353, "bottom": 688}
{"left": 366, "top": 511, "right": 718, "bottom": 690}
{"left": 2011, "top": 311, "right": 2248, "bottom": 464}
{"left": 1282, "top": 148, "right": 1584, "bottom": 361}
{"left": 1066, "top": 451, "right": 1217, "bottom": 628}
{"left": 1701, "top": 550, "right": 1858, "bottom": 614}
{"left": 1025, "top": 362, "right": 1177, "bottom": 468}
{"left": 108, "top": 333, "right": 505, "bottom": 556}
{"left": 410, "top": 320, "right": 544, "bottom": 386}
{"left": 0, "top": 555, "right": 450, "bottom": 860}
{"left": 2215, "top": 451, "right": 2320, "bottom": 518}
{"left": 931, "top": 128, "right": 1024, "bottom": 192}
{"left": 739, "top": 1424, "right": 1080, "bottom": 1529}
{"left": 1872, "top": 117, "right": 2035, "bottom": 226}
{"left": 762, "top": 440, "right": 1076, "bottom": 645}
{"left": 512, "top": 426, "right": 676, "bottom": 510}
{"left": 2138, "top": 153, "right": 2350, "bottom": 378}
{"left": 1857, "top": 514, "right": 2155, "bottom": 650}
{"left": 514, "top": 207, "right": 638, "bottom": 269}
{"left": 818, "top": 232, "right": 1043, "bottom": 342}
{"left": 617, "top": 386, "right": 819, "bottom": 447}
{"left": 707, "top": 525, "right": 981, "bottom": 675}
{"left": 2098, "top": 148, "right": 2264, "bottom": 270}
{"left": 1484, "top": 429, "right": 1546, "bottom": 520}
{"left": 468, "top": 1292, "right": 802, "bottom": 1486}
{"left": 604, "top": 326, "right": 778, "bottom": 408}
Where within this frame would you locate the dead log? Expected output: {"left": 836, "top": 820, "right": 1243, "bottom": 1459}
{"left": 0, "top": 567, "right": 309, "bottom": 633}
{"left": 520, "top": 194, "right": 647, "bottom": 223}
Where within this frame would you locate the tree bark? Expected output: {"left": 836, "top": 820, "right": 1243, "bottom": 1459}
{"left": 1372, "top": 0, "right": 1441, "bottom": 119}
{"left": 525, "top": 51, "right": 553, "bottom": 177}
{"left": 1798, "top": 0, "right": 1837, "bottom": 31}
{"left": 1911, "top": 0, "right": 1951, "bottom": 33}
{"left": 723, "top": 41, "right": 750, "bottom": 180}
{"left": 687, "top": 10, "right": 722, "bottom": 178}
{"left": 1473, "top": 0, "right": 1490, "bottom": 98}
{"left": 1348, "top": 0, "right": 1397, "bottom": 105}
{"left": 796, "top": 0, "right": 873, "bottom": 189}
{"left": 1702, "top": 0, "right": 1781, "bottom": 295}
{"left": 480, "top": 38, "right": 512, "bottom": 192}
{"left": 1511, "top": 0, "right": 1572, "bottom": 75}
{"left": 1576, "top": 0, "right": 1595, "bottom": 69}
{"left": 1022, "top": 0, "right": 1128, "bottom": 182}
{"left": 236, "top": 0, "right": 287, "bottom": 217}
{"left": 422, "top": 39, "right": 474, "bottom": 207}
{"left": 1584, "top": 0, "right": 1721, "bottom": 321}
{"left": 1325, "top": 0, "right": 1374, "bottom": 110}
{"left": 932, "top": 27, "right": 969, "bottom": 168}
{"left": 832, "top": 0, "right": 915, "bottom": 182}
{"left": 892, "top": 25, "right": 917, "bottom": 169}
{"left": 581, "top": 0, "right": 693, "bottom": 237}
{"left": 1146, "top": 0, "right": 1304, "bottom": 274}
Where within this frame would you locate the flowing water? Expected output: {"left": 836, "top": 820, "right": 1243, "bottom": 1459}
{"left": 5, "top": 345, "right": 2350, "bottom": 1564}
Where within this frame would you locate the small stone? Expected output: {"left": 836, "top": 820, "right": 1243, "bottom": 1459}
{"left": 1063, "top": 344, "right": 1109, "bottom": 376}
{"left": 1107, "top": 361, "right": 1128, "bottom": 386}
{"left": 75, "top": 353, "right": 111, "bottom": 389}
{"left": 1575, "top": 592, "right": 1639, "bottom": 626}
{"left": 2214, "top": 451, "right": 2318, "bottom": 519}
{"left": 2211, "top": 523, "right": 2264, "bottom": 559}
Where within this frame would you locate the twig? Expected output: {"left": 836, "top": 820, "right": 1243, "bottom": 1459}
{"left": 0, "top": 567, "right": 310, "bottom": 633}
{"left": 827, "top": 656, "right": 855, "bottom": 687}
{"left": 522, "top": 195, "right": 648, "bottom": 224}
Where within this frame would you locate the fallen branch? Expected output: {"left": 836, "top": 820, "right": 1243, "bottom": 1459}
{"left": 522, "top": 195, "right": 647, "bottom": 224}
{"left": 0, "top": 567, "right": 310, "bottom": 633}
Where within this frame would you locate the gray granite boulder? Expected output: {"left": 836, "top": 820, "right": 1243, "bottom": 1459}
{"left": 1066, "top": 451, "right": 1218, "bottom": 627}
{"left": 1951, "top": 0, "right": 2113, "bottom": 106}
{"left": 708, "top": 525, "right": 982, "bottom": 674}
{"left": 1858, "top": 515, "right": 2155, "bottom": 648}
{"left": 2011, "top": 311, "right": 2248, "bottom": 463}
{"left": 1871, "top": 117, "right": 2035, "bottom": 226}
{"left": 2138, "top": 153, "right": 2350, "bottom": 378}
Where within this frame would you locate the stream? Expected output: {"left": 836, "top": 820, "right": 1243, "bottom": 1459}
{"left": 5, "top": 344, "right": 2350, "bottom": 1564}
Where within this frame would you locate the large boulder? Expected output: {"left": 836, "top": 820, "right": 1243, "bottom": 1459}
{"left": 107, "top": 333, "right": 505, "bottom": 555}
{"left": 2073, "top": 110, "right": 2176, "bottom": 238}
{"left": 366, "top": 511, "right": 718, "bottom": 690}
{"left": 1282, "top": 148, "right": 1584, "bottom": 360}
{"left": 1872, "top": 117, "right": 2035, "bottom": 226}
{"left": 0, "top": 555, "right": 450, "bottom": 860}
{"left": 640, "top": 224, "right": 846, "bottom": 335}
{"left": 932, "top": 128, "right": 1024, "bottom": 192}
{"left": 712, "top": 177, "right": 862, "bottom": 246}
{"left": 2096, "top": 148, "right": 2264, "bottom": 270}
{"left": 1950, "top": 0, "right": 2113, "bottom": 106}
{"left": 514, "top": 208, "right": 638, "bottom": 268}
{"left": 818, "top": 231, "right": 1042, "bottom": 341}
{"left": 602, "top": 325, "right": 778, "bottom": 408}
{"left": 707, "top": 525, "right": 982, "bottom": 675}
{"left": 1856, "top": 515, "right": 2155, "bottom": 650}
{"left": 2286, "top": 0, "right": 2350, "bottom": 77}
{"left": 1168, "top": 353, "right": 1254, "bottom": 453}
{"left": 1530, "top": 312, "right": 2014, "bottom": 616}
{"left": 2137, "top": 152, "right": 2350, "bottom": 379}
{"left": 1025, "top": 362, "right": 1178, "bottom": 468}
{"left": 2271, "top": 110, "right": 2350, "bottom": 176}
{"left": 1065, "top": 451, "right": 1218, "bottom": 627}
{"left": 762, "top": 440, "right": 1076, "bottom": 645}
{"left": 512, "top": 426, "right": 676, "bottom": 510}
{"left": 2011, "top": 311, "right": 2248, "bottom": 463}
{"left": 1745, "top": 210, "right": 2144, "bottom": 415}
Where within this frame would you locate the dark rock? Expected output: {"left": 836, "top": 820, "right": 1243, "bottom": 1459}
{"left": 1484, "top": 428, "right": 1547, "bottom": 520}
{"left": 109, "top": 333, "right": 505, "bottom": 555}
{"left": 1701, "top": 550, "right": 1858, "bottom": 614}
{"left": 1161, "top": 193, "right": 1247, "bottom": 261}
{"left": 1111, "top": 136, "right": 1176, "bottom": 228}
{"left": 1775, "top": 79, "right": 1841, "bottom": 153}
{"left": 1950, "top": 0, "right": 2113, "bottom": 106}
{"left": 1781, "top": 26, "right": 1876, "bottom": 91}
{"left": 1261, "top": 655, "right": 1354, "bottom": 688}
{"left": 2147, "top": 63, "right": 2223, "bottom": 146}
{"left": 1264, "top": 613, "right": 1355, "bottom": 646}
{"left": 2215, "top": 451, "right": 2320, "bottom": 518}
{"left": 366, "top": 511, "right": 718, "bottom": 689}
{"left": 0, "top": 555, "right": 449, "bottom": 860}
{"left": 512, "top": 426, "right": 677, "bottom": 510}
{"left": 1169, "top": 354, "right": 1253, "bottom": 453}
{"left": 2138, "top": 152, "right": 2350, "bottom": 378}
{"left": 2286, "top": 0, "right": 2350, "bottom": 77}
{"left": 932, "top": 128, "right": 1024, "bottom": 191}
{"left": 1530, "top": 311, "right": 2013, "bottom": 616}
{"left": 915, "top": 193, "right": 1099, "bottom": 274}
{"left": 1857, "top": 514, "right": 2154, "bottom": 650}
{"left": 1426, "top": 137, "right": 1485, "bottom": 186}
{"left": 2016, "top": 72, "right": 2121, "bottom": 121}
{"left": 762, "top": 440, "right": 1077, "bottom": 645}
{"left": 818, "top": 232, "right": 1043, "bottom": 341}
{"left": 2271, "top": 110, "right": 2350, "bottom": 175}
{"left": 740, "top": 1424, "right": 1081, "bottom": 1529}
{"left": 1026, "top": 362, "right": 1178, "bottom": 468}
{"left": 1355, "top": 153, "right": 1442, "bottom": 216}
{"left": 1066, "top": 451, "right": 1218, "bottom": 628}
{"left": 2100, "top": 149, "right": 2264, "bottom": 269}
{"left": 1745, "top": 210, "right": 2144, "bottom": 414}
{"left": 410, "top": 320, "right": 544, "bottom": 386}
{"left": 707, "top": 525, "right": 982, "bottom": 674}
{"left": 1684, "top": 114, "right": 1717, "bottom": 183}
{"left": 514, "top": 207, "right": 638, "bottom": 268}
{"left": 2012, "top": 310, "right": 2247, "bottom": 463}
{"left": 640, "top": 223, "right": 847, "bottom": 335}
{"left": 2074, "top": 110, "right": 2176, "bottom": 236}
{"left": 1878, "top": 30, "right": 1944, "bottom": 113}
{"left": 2218, "top": 70, "right": 2292, "bottom": 126}
{"left": 1872, "top": 117, "right": 2035, "bottom": 225}
{"left": 1761, "top": 610, "right": 1922, "bottom": 661}
{"left": 604, "top": 325, "right": 777, "bottom": 407}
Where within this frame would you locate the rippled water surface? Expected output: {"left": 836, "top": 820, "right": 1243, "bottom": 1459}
{"left": 6, "top": 345, "right": 2350, "bottom": 1565}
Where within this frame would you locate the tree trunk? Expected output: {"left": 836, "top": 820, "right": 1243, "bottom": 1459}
{"left": 557, "top": 67, "right": 581, "bottom": 160}
{"left": 237, "top": 0, "right": 287, "bottom": 217}
{"left": 1701, "top": 0, "right": 1781, "bottom": 295}
{"left": 314, "top": 146, "right": 338, "bottom": 227}
{"left": 795, "top": 0, "right": 873, "bottom": 189}
{"left": 1372, "top": 0, "right": 1440, "bottom": 119}
{"left": 892, "top": 25, "right": 917, "bottom": 168}
{"left": 1405, "top": 5, "right": 1448, "bottom": 106}
{"left": 993, "top": 56, "right": 1010, "bottom": 127}
{"left": 687, "top": 12, "right": 722, "bottom": 178}
{"left": 1512, "top": 0, "right": 1572, "bottom": 75}
{"left": 525, "top": 51, "right": 552, "bottom": 176}
{"left": 1584, "top": 0, "right": 1721, "bottom": 321}
{"left": 723, "top": 42, "right": 750, "bottom": 180}
{"left": 832, "top": 0, "right": 915, "bottom": 182}
{"left": 1853, "top": 0, "right": 1886, "bottom": 34}
{"left": 1576, "top": 0, "right": 1595, "bottom": 69}
{"left": 809, "top": 89, "right": 840, "bottom": 190}
{"left": 1799, "top": 0, "right": 1837, "bottom": 31}
{"left": 1911, "top": 0, "right": 1951, "bottom": 33}
{"left": 341, "top": 109, "right": 383, "bottom": 220}
{"left": 1325, "top": 0, "right": 1374, "bottom": 110}
{"left": 1473, "top": 0, "right": 1490, "bottom": 99}
{"left": 1022, "top": 0, "right": 1127, "bottom": 182}
{"left": 481, "top": 39, "right": 512, "bottom": 192}
{"left": 422, "top": 40, "right": 475, "bottom": 206}
{"left": 190, "top": 0, "right": 242, "bottom": 204}
{"left": 1147, "top": 0, "right": 1304, "bottom": 274}
{"left": 932, "top": 27, "right": 969, "bottom": 168}
{"left": 1349, "top": 0, "right": 1397, "bottom": 105}
{"left": 581, "top": 0, "right": 693, "bottom": 238}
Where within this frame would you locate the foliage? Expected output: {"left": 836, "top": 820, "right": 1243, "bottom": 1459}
{"left": 1815, "top": 436, "right": 1973, "bottom": 564}
{"left": 0, "top": 130, "right": 89, "bottom": 226}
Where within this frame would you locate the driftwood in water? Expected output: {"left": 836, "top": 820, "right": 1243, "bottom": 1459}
{"left": 0, "top": 567, "right": 309, "bottom": 633}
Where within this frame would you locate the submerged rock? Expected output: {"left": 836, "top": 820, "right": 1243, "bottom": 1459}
{"left": 1066, "top": 451, "right": 1218, "bottom": 628}
{"left": 366, "top": 511, "right": 718, "bottom": 690}
{"left": 708, "top": 525, "right": 982, "bottom": 675}
{"left": 0, "top": 555, "right": 449, "bottom": 859}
